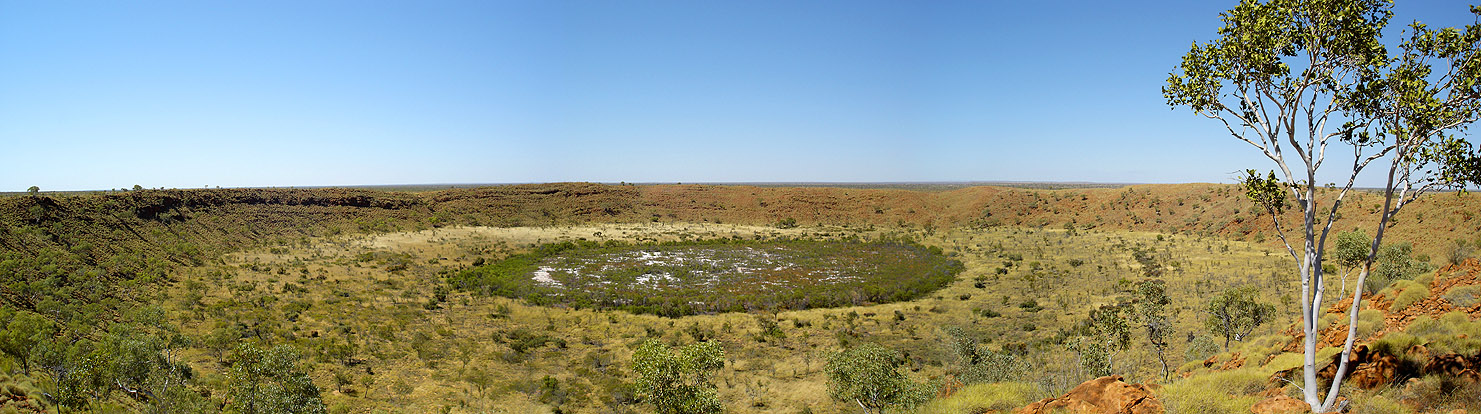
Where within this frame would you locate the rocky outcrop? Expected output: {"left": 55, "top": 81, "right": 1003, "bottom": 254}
{"left": 1016, "top": 375, "right": 1163, "bottom": 414}
{"left": 1316, "top": 345, "right": 1405, "bottom": 390}
{"left": 1423, "top": 352, "right": 1481, "bottom": 383}
{"left": 1250, "top": 396, "right": 1309, "bottom": 414}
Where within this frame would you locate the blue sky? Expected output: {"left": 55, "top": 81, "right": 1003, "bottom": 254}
{"left": 1, "top": 1, "right": 1474, "bottom": 191}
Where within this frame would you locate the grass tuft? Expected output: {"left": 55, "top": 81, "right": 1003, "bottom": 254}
{"left": 912, "top": 382, "right": 1039, "bottom": 414}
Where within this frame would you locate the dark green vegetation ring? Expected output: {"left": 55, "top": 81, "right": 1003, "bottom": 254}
{"left": 450, "top": 238, "right": 964, "bottom": 317}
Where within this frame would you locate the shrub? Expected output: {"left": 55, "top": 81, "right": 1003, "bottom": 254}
{"left": 1205, "top": 286, "right": 1276, "bottom": 349}
{"left": 1369, "top": 332, "right": 1422, "bottom": 357}
{"left": 1443, "top": 285, "right": 1480, "bottom": 308}
{"left": 942, "top": 326, "right": 1029, "bottom": 384}
{"left": 825, "top": 343, "right": 930, "bottom": 413}
{"left": 1391, "top": 285, "right": 1430, "bottom": 313}
{"left": 1355, "top": 309, "right": 1385, "bottom": 339}
{"left": 226, "top": 344, "right": 327, "bottom": 414}
{"left": 1366, "top": 242, "right": 1434, "bottom": 292}
{"left": 1184, "top": 334, "right": 1221, "bottom": 363}
{"left": 633, "top": 340, "right": 725, "bottom": 414}
{"left": 1399, "top": 375, "right": 1481, "bottom": 410}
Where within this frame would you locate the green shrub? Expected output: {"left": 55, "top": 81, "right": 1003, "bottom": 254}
{"left": 1399, "top": 375, "right": 1481, "bottom": 410}
{"left": 825, "top": 343, "right": 930, "bottom": 413}
{"left": 1370, "top": 332, "right": 1422, "bottom": 357}
{"left": 1407, "top": 312, "right": 1481, "bottom": 355}
{"left": 942, "top": 326, "right": 1029, "bottom": 384}
{"left": 1391, "top": 285, "right": 1430, "bottom": 313}
{"left": 1365, "top": 242, "right": 1434, "bottom": 292}
{"left": 633, "top": 340, "right": 725, "bottom": 414}
{"left": 1355, "top": 309, "right": 1385, "bottom": 339}
{"left": 1184, "top": 335, "right": 1222, "bottom": 364}
{"left": 226, "top": 343, "right": 327, "bottom": 414}
{"left": 1347, "top": 393, "right": 1411, "bottom": 414}
{"left": 1442, "top": 285, "right": 1480, "bottom": 308}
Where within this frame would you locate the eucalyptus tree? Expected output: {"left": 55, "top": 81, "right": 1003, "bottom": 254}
{"left": 633, "top": 339, "right": 725, "bottom": 414}
{"left": 1165, "top": 0, "right": 1481, "bottom": 410}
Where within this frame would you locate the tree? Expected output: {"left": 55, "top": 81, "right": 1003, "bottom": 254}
{"left": 941, "top": 326, "right": 1029, "bottom": 384}
{"left": 26, "top": 186, "right": 38, "bottom": 196}
{"left": 1367, "top": 241, "right": 1433, "bottom": 291}
{"left": 1205, "top": 286, "right": 1276, "bottom": 350}
{"left": 1133, "top": 279, "right": 1173, "bottom": 381}
{"left": 825, "top": 343, "right": 930, "bottom": 414}
{"left": 226, "top": 343, "right": 327, "bottom": 414}
{"left": 0, "top": 309, "right": 55, "bottom": 373}
{"left": 1072, "top": 303, "right": 1131, "bottom": 378}
{"left": 1332, "top": 229, "right": 1370, "bottom": 297}
{"left": 632, "top": 339, "right": 725, "bottom": 414}
{"left": 1165, "top": 1, "right": 1481, "bottom": 410}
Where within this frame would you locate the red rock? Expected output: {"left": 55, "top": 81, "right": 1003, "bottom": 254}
{"left": 1317, "top": 344, "right": 1406, "bottom": 390}
{"left": 1250, "top": 396, "right": 1309, "bottom": 414}
{"left": 1016, "top": 375, "right": 1163, "bottom": 414}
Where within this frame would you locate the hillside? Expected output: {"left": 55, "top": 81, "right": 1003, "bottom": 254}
{"left": 0, "top": 183, "right": 1478, "bottom": 413}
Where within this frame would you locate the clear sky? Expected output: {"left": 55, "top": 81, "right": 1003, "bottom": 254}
{"left": 1, "top": 1, "right": 1474, "bottom": 191}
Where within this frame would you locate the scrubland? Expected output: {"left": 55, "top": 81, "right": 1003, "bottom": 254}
{"left": 1, "top": 183, "right": 1478, "bottom": 413}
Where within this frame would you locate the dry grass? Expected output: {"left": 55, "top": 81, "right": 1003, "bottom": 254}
{"left": 159, "top": 222, "right": 1294, "bottom": 413}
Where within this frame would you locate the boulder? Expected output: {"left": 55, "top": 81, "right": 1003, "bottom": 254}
{"left": 1016, "top": 375, "right": 1163, "bottom": 414}
{"left": 1250, "top": 396, "right": 1309, "bottom": 414}
{"left": 1317, "top": 344, "right": 1408, "bottom": 390}
{"left": 1423, "top": 353, "right": 1481, "bottom": 383}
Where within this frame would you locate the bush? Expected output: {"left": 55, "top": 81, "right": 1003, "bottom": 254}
{"left": 1355, "top": 309, "right": 1385, "bottom": 339}
{"left": 1392, "top": 285, "right": 1430, "bottom": 313}
{"left": 633, "top": 340, "right": 725, "bottom": 414}
{"left": 1369, "top": 332, "right": 1422, "bottom": 357}
{"left": 825, "top": 343, "right": 930, "bottom": 413}
{"left": 942, "top": 326, "right": 1029, "bottom": 384}
{"left": 1366, "top": 242, "right": 1434, "bottom": 292}
{"left": 1399, "top": 374, "right": 1481, "bottom": 410}
{"left": 1443, "top": 285, "right": 1480, "bottom": 308}
{"left": 226, "top": 343, "right": 327, "bottom": 414}
{"left": 1184, "top": 334, "right": 1221, "bottom": 363}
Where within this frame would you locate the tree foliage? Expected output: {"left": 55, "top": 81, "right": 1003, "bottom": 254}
{"left": 1071, "top": 303, "right": 1132, "bottom": 378}
{"left": 825, "top": 343, "right": 930, "bottom": 414}
{"left": 632, "top": 339, "right": 725, "bottom": 414}
{"left": 1206, "top": 286, "right": 1276, "bottom": 350}
{"left": 226, "top": 343, "right": 327, "bottom": 414}
{"left": 1166, "top": 0, "right": 1481, "bottom": 409}
{"left": 1134, "top": 279, "right": 1173, "bottom": 381}
{"left": 941, "top": 326, "right": 1028, "bottom": 384}
{"left": 1368, "top": 242, "right": 1434, "bottom": 291}
{"left": 0, "top": 308, "right": 54, "bottom": 373}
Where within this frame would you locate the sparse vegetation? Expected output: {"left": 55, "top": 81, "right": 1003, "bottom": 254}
{"left": 0, "top": 183, "right": 1476, "bottom": 412}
